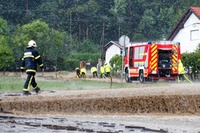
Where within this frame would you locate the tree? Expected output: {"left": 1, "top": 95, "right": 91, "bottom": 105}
{"left": 0, "top": 36, "right": 14, "bottom": 72}
{"left": 0, "top": 18, "right": 14, "bottom": 71}
{"left": 137, "top": 9, "right": 158, "bottom": 41}
{"left": 109, "top": 54, "right": 122, "bottom": 72}
{"left": 11, "top": 20, "right": 64, "bottom": 71}
{"left": 65, "top": 39, "right": 101, "bottom": 71}
{"left": 1, "top": 0, "right": 200, "bottom": 72}
{"left": 0, "top": 17, "right": 14, "bottom": 72}
{"left": 182, "top": 51, "right": 200, "bottom": 80}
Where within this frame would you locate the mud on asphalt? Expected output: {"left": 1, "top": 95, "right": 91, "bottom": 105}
{"left": 0, "top": 114, "right": 171, "bottom": 133}
{"left": 0, "top": 73, "right": 200, "bottom": 132}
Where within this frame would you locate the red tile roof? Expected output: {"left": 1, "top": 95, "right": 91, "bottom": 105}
{"left": 167, "top": 6, "right": 200, "bottom": 40}
{"left": 191, "top": 6, "right": 200, "bottom": 18}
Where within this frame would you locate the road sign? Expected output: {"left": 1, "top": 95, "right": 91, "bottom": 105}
{"left": 119, "top": 35, "right": 130, "bottom": 83}
{"left": 119, "top": 35, "right": 130, "bottom": 46}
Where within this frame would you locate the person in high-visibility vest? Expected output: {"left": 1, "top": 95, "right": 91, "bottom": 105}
{"left": 80, "top": 67, "right": 86, "bottom": 78}
{"left": 178, "top": 59, "right": 185, "bottom": 81}
{"left": 75, "top": 67, "right": 80, "bottom": 78}
{"left": 91, "top": 66, "right": 98, "bottom": 78}
{"left": 100, "top": 65, "right": 105, "bottom": 78}
{"left": 104, "top": 63, "right": 111, "bottom": 77}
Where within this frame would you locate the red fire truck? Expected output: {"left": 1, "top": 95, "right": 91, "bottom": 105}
{"left": 124, "top": 41, "right": 181, "bottom": 82}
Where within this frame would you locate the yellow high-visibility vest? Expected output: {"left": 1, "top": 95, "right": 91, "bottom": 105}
{"left": 104, "top": 64, "right": 111, "bottom": 72}
{"left": 100, "top": 66, "right": 104, "bottom": 73}
{"left": 91, "top": 67, "right": 97, "bottom": 73}
{"left": 81, "top": 68, "right": 86, "bottom": 74}
{"left": 178, "top": 61, "right": 185, "bottom": 74}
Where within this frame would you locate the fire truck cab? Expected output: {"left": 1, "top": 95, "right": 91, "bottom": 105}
{"left": 124, "top": 41, "right": 181, "bottom": 83}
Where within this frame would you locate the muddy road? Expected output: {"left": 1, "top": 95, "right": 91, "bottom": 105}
{"left": 0, "top": 72, "right": 200, "bottom": 132}
{"left": 1, "top": 113, "right": 200, "bottom": 133}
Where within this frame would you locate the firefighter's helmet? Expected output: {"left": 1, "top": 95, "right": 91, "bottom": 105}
{"left": 28, "top": 40, "right": 37, "bottom": 47}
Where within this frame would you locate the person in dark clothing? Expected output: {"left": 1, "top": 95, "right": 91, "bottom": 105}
{"left": 91, "top": 66, "right": 98, "bottom": 78}
{"left": 80, "top": 67, "right": 86, "bottom": 78}
{"left": 75, "top": 67, "right": 81, "bottom": 78}
{"left": 20, "top": 40, "right": 44, "bottom": 96}
{"left": 178, "top": 59, "right": 185, "bottom": 81}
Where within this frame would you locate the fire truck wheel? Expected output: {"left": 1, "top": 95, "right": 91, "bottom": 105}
{"left": 125, "top": 70, "right": 132, "bottom": 83}
{"left": 139, "top": 71, "right": 145, "bottom": 83}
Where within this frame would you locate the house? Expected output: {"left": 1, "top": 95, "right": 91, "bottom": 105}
{"left": 167, "top": 6, "right": 200, "bottom": 53}
{"left": 103, "top": 41, "right": 123, "bottom": 64}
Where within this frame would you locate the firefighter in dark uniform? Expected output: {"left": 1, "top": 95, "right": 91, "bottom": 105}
{"left": 20, "top": 40, "right": 44, "bottom": 95}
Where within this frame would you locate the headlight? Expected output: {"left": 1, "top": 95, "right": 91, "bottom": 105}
{"left": 152, "top": 70, "right": 156, "bottom": 74}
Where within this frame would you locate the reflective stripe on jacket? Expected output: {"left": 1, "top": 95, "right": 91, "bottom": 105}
{"left": 21, "top": 47, "right": 44, "bottom": 73}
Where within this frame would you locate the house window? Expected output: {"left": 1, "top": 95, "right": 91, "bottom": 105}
{"left": 190, "top": 30, "right": 199, "bottom": 41}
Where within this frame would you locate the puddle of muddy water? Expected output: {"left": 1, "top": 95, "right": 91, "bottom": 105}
{"left": 0, "top": 114, "right": 200, "bottom": 133}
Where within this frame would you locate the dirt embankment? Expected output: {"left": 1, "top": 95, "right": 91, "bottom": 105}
{"left": 1, "top": 72, "right": 200, "bottom": 133}
{"left": 0, "top": 81, "right": 200, "bottom": 115}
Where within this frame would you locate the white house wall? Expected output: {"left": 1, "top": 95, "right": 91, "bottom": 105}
{"left": 105, "top": 44, "right": 121, "bottom": 64}
{"left": 172, "top": 13, "right": 200, "bottom": 53}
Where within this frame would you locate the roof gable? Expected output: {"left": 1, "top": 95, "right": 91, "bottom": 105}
{"left": 104, "top": 41, "right": 122, "bottom": 50}
{"left": 167, "top": 6, "right": 200, "bottom": 40}
{"left": 191, "top": 6, "right": 200, "bottom": 18}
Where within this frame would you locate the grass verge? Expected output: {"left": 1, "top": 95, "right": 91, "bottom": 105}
{"left": 0, "top": 74, "right": 135, "bottom": 93}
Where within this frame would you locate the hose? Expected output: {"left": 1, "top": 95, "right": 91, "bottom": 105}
{"left": 183, "top": 74, "right": 193, "bottom": 83}
{"left": 178, "top": 75, "right": 193, "bottom": 83}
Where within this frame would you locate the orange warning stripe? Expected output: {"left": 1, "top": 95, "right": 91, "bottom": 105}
{"left": 172, "top": 44, "right": 178, "bottom": 71}
{"left": 150, "top": 44, "right": 158, "bottom": 70}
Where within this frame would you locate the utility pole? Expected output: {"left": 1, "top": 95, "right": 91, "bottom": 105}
{"left": 78, "top": 17, "right": 81, "bottom": 41}
{"left": 70, "top": 11, "right": 72, "bottom": 44}
{"left": 118, "top": 23, "right": 121, "bottom": 38}
{"left": 26, "top": 0, "right": 28, "bottom": 14}
{"left": 86, "top": 26, "right": 88, "bottom": 40}
{"left": 101, "top": 19, "right": 105, "bottom": 65}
